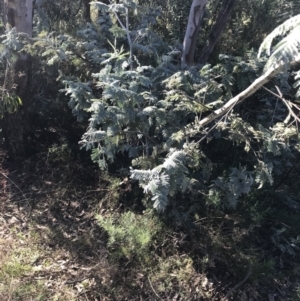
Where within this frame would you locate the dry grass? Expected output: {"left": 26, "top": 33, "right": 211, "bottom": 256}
{"left": 0, "top": 151, "right": 118, "bottom": 301}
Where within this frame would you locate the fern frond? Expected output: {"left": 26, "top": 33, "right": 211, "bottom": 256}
{"left": 266, "top": 27, "right": 300, "bottom": 69}
{"left": 258, "top": 14, "right": 300, "bottom": 58}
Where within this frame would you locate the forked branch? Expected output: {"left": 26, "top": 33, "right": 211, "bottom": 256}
{"left": 196, "top": 57, "right": 300, "bottom": 129}
{"left": 262, "top": 85, "right": 300, "bottom": 124}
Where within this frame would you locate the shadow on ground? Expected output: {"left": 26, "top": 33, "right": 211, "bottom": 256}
{"left": 1, "top": 149, "right": 300, "bottom": 301}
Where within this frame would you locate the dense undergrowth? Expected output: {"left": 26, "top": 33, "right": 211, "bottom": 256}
{"left": 2, "top": 1, "right": 300, "bottom": 300}
{"left": 0, "top": 144, "right": 300, "bottom": 300}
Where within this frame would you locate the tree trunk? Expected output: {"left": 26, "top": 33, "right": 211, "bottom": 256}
{"left": 181, "top": 0, "right": 208, "bottom": 67}
{"left": 83, "top": 0, "right": 91, "bottom": 23}
{"left": 2, "top": 0, "right": 33, "bottom": 159}
{"left": 3, "top": 0, "right": 33, "bottom": 35}
{"left": 198, "top": 0, "right": 236, "bottom": 64}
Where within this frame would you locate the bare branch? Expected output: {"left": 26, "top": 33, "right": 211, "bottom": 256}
{"left": 113, "top": 8, "right": 133, "bottom": 70}
{"left": 262, "top": 85, "right": 300, "bottom": 124}
{"left": 195, "top": 57, "right": 300, "bottom": 130}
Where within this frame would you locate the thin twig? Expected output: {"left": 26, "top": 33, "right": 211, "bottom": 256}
{"left": 65, "top": 276, "right": 92, "bottom": 285}
{"left": 113, "top": 8, "right": 133, "bottom": 70}
{"left": 221, "top": 265, "right": 252, "bottom": 301}
{"left": 148, "top": 276, "right": 161, "bottom": 300}
{"left": 274, "top": 155, "right": 300, "bottom": 190}
{"left": 125, "top": 7, "right": 133, "bottom": 70}
{"left": 262, "top": 86, "right": 300, "bottom": 123}
{"left": 0, "top": 172, "right": 29, "bottom": 203}
{"left": 197, "top": 114, "right": 226, "bottom": 144}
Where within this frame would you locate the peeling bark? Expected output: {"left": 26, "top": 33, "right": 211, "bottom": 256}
{"left": 199, "top": 0, "right": 236, "bottom": 65}
{"left": 181, "top": 0, "right": 208, "bottom": 67}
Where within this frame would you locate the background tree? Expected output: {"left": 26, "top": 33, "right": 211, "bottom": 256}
{"left": 1, "top": 0, "right": 33, "bottom": 158}
{"left": 181, "top": 0, "right": 208, "bottom": 66}
{"left": 198, "top": 0, "right": 236, "bottom": 64}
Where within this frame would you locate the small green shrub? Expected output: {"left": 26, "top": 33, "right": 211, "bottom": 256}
{"left": 149, "top": 255, "right": 204, "bottom": 299}
{"left": 96, "top": 211, "right": 161, "bottom": 259}
{"left": 47, "top": 143, "right": 73, "bottom": 163}
{"left": 0, "top": 261, "right": 32, "bottom": 279}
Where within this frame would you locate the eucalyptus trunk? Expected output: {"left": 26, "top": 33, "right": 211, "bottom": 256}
{"left": 198, "top": 0, "right": 236, "bottom": 64}
{"left": 181, "top": 0, "right": 208, "bottom": 67}
{"left": 2, "top": 0, "right": 33, "bottom": 159}
{"left": 83, "top": 0, "right": 91, "bottom": 22}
